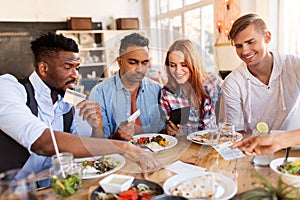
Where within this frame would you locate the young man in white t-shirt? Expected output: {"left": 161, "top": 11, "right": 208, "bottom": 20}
{"left": 222, "top": 13, "right": 300, "bottom": 134}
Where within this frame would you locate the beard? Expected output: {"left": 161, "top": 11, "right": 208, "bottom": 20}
{"left": 48, "top": 85, "right": 65, "bottom": 97}
{"left": 47, "top": 78, "right": 77, "bottom": 97}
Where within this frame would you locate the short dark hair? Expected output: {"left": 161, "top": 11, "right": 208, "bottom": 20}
{"left": 30, "top": 32, "right": 79, "bottom": 68}
{"left": 229, "top": 13, "right": 267, "bottom": 42}
{"left": 119, "top": 33, "right": 149, "bottom": 56}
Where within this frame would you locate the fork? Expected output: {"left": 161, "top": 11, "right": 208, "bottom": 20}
{"left": 138, "top": 144, "right": 154, "bottom": 152}
{"left": 282, "top": 147, "right": 291, "bottom": 166}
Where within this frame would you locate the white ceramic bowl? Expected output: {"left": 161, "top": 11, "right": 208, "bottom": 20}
{"left": 270, "top": 157, "right": 300, "bottom": 187}
{"left": 99, "top": 174, "right": 134, "bottom": 194}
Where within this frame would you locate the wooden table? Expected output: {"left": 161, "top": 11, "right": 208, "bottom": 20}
{"left": 38, "top": 135, "right": 300, "bottom": 199}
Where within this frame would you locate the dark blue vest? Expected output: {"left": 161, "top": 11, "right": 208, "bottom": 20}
{"left": 0, "top": 78, "right": 73, "bottom": 172}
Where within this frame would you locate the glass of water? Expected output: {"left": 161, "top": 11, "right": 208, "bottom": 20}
{"left": 251, "top": 128, "right": 274, "bottom": 166}
{"left": 207, "top": 118, "right": 220, "bottom": 145}
{"left": 218, "top": 122, "right": 236, "bottom": 142}
{"left": 0, "top": 168, "right": 37, "bottom": 200}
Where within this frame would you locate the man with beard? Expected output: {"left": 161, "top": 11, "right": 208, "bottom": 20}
{"left": 0, "top": 32, "right": 161, "bottom": 184}
{"left": 89, "top": 33, "right": 164, "bottom": 140}
{"left": 222, "top": 13, "right": 300, "bottom": 134}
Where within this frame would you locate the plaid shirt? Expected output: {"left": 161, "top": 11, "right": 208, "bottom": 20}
{"left": 160, "top": 73, "right": 220, "bottom": 134}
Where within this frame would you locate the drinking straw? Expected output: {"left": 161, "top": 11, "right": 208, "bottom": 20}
{"left": 48, "top": 120, "right": 66, "bottom": 177}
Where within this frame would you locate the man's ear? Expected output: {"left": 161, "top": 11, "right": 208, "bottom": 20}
{"left": 264, "top": 31, "right": 271, "bottom": 43}
{"left": 38, "top": 62, "right": 48, "bottom": 77}
{"left": 116, "top": 57, "right": 122, "bottom": 67}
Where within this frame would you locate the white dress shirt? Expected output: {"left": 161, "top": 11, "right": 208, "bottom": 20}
{"left": 0, "top": 72, "right": 91, "bottom": 177}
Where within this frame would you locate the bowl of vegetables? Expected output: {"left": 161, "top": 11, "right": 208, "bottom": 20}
{"left": 92, "top": 178, "right": 163, "bottom": 200}
{"left": 270, "top": 157, "right": 300, "bottom": 187}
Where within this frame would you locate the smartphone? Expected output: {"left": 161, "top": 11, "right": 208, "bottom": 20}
{"left": 169, "top": 106, "right": 190, "bottom": 125}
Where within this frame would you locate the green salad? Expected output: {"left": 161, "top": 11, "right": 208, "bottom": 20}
{"left": 278, "top": 160, "right": 300, "bottom": 175}
{"left": 51, "top": 173, "right": 80, "bottom": 197}
{"left": 82, "top": 156, "right": 120, "bottom": 174}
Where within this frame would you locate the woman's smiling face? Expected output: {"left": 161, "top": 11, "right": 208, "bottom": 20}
{"left": 168, "top": 51, "right": 191, "bottom": 84}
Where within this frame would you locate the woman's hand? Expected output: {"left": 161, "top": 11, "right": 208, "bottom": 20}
{"left": 166, "top": 120, "right": 181, "bottom": 136}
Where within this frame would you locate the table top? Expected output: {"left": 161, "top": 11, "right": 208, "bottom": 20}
{"left": 37, "top": 135, "right": 300, "bottom": 199}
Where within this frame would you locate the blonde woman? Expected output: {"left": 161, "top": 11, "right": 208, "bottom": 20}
{"left": 160, "top": 39, "right": 221, "bottom": 135}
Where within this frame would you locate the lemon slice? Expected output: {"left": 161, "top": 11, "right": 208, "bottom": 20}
{"left": 256, "top": 122, "right": 269, "bottom": 134}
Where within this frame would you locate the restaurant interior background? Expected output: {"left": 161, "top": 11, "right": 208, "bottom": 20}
{"left": 0, "top": 0, "right": 299, "bottom": 95}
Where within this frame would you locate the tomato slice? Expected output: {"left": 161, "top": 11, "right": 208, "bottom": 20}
{"left": 137, "top": 137, "right": 150, "bottom": 144}
{"left": 117, "top": 188, "right": 139, "bottom": 200}
{"left": 140, "top": 192, "right": 152, "bottom": 200}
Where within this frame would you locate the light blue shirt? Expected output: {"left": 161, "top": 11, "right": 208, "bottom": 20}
{"left": 0, "top": 72, "right": 91, "bottom": 184}
{"left": 89, "top": 72, "right": 164, "bottom": 138}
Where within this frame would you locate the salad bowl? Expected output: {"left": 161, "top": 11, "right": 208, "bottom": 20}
{"left": 270, "top": 157, "right": 300, "bottom": 187}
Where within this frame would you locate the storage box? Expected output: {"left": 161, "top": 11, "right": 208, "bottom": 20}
{"left": 116, "top": 18, "right": 139, "bottom": 30}
{"left": 67, "top": 17, "right": 92, "bottom": 30}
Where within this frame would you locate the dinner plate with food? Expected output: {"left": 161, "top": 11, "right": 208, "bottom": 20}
{"left": 163, "top": 172, "right": 237, "bottom": 200}
{"left": 131, "top": 133, "right": 178, "bottom": 152}
{"left": 74, "top": 154, "right": 125, "bottom": 179}
{"left": 187, "top": 130, "right": 243, "bottom": 146}
{"left": 91, "top": 178, "right": 164, "bottom": 200}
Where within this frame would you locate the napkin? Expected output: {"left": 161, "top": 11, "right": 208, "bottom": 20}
{"left": 166, "top": 161, "right": 206, "bottom": 174}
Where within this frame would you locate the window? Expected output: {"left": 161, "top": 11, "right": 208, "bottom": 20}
{"left": 150, "top": 0, "right": 215, "bottom": 71}
{"left": 278, "top": 0, "right": 300, "bottom": 55}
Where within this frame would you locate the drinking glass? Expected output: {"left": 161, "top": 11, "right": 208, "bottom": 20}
{"left": 218, "top": 122, "right": 236, "bottom": 142}
{"left": 49, "top": 152, "right": 81, "bottom": 198}
{"left": 0, "top": 168, "right": 37, "bottom": 200}
{"left": 209, "top": 129, "right": 220, "bottom": 145}
{"left": 51, "top": 152, "right": 74, "bottom": 167}
{"left": 218, "top": 122, "right": 235, "bottom": 135}
{"left": 251, "top": 129, "right": 274, "bottom": 166}
{"left": 207, "top": 119, "right": 220, "bottom": 145}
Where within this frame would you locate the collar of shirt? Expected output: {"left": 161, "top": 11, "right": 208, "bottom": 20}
{"left": 243, "top": 51, "right": 282, "bottom": 86}
{"left": 174, "top": 87, "right": 186, "bottom": 98}
{"left": 164, "top": 85, "right": 186, "bottom": 98}
{"left": 28, "top": 71, "right": 73, "bottom": 121}
{"left": 115, "top": 71, "right": 145, "bottom": 93}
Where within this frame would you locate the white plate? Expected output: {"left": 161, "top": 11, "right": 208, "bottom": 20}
{"left": 187, "top": 130, "right": 243, "bottom": 146}
{"left": 74, "top": 154, "right": 125, "bottom": 179}
{"left": 132, "top": 133, "right": 178, "bottom": 152}
{"left": 163, "top": 172, "right": 237, "bottom": 200}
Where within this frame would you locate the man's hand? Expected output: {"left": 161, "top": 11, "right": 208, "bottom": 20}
{"left": 76, "top": 100, "right": 104, "bottom": 137}
{"left": 112, "top": 121, "right": 135, "bottom": 141}
{"left": 124, "top": 143, "right": 162, "bottom": 176}
{"left": 231, "top": 134, "right": 281, "bottom": 156}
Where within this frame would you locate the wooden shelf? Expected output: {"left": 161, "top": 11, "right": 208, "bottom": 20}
{"left": 56, "top": 29, "right": 143, "bottom": 91}
{"left": 79, "top": 47, "right": 105, "bottom": 51}
{"left": 80, "top": 62, "right": 106, "bottom": 67}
